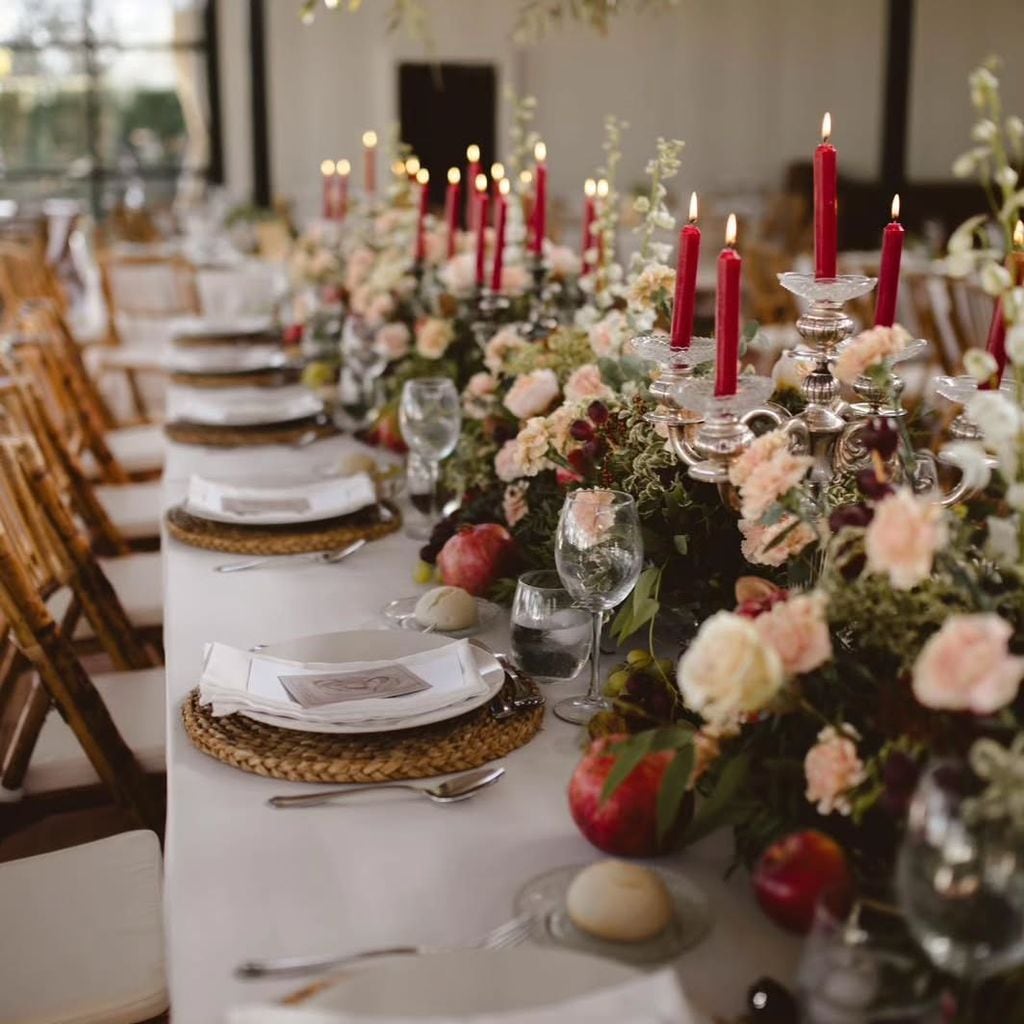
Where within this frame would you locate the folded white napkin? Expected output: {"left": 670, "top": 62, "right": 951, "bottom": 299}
{"left": 162, "top": 343, "right": 286, "bottom": 374}
{"left": 185, "top": 473, "right": 374, "bottom": 525}
{"left": 170, "top": 387, "right": 323, "bottom": 427}
{"left": 199, "top": 638, "right": 487, "bottom": 726}
{"left": 173, "top": 314, "right": 271, "bottom": 338}
{"left": 226, "top": 967, "right": 695, "bottom": 1024}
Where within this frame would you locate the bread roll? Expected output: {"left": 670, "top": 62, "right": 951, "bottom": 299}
{"left": 566, "top": 859, "right": 674, "bottom": 942}
{"left": 413, "top": 586, "right": 478, "bottom": 631}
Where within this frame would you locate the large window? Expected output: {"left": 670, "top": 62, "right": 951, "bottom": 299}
{"left": 0, "top": 0, "right": 220, "bottom": 212}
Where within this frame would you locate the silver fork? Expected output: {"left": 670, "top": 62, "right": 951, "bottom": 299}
{"left": 234, "top": 913, "right": 534, "bottom": 979}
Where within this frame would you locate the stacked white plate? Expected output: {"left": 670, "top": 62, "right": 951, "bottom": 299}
{"left": 168, "top": 386, "right": 324, "bottom": 428}
{"left": 172, "top": 314, "right": 274, "bottom": 342}
{"left": 163, "top": 344, "right": 289, "bottom": 375}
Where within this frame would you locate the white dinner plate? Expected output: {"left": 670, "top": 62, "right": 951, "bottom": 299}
{"left": 170, "top": 390, "right": 323, "bottom": 428}
{"left": 240, "top": 629, "right": 504, "bottom": 734}
{"left": 172, "top": 314, "right": 272, "bottom": 339}
{"left": 298, "top": 948, "right": 639, "bottom": 1016}
{"left": 163, "top": 345, "right": 288, "bottom": 374}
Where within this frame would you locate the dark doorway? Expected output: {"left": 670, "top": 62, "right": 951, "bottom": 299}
{"left": 398, "top": 63, "right": 497, "bottom": 205}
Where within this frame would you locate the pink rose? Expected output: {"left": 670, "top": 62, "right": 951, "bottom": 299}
{"left": 912, "top": 613, "right": 1024, "bottom": 713}
{"left": 348, "top": 284, "right": 371, "bottom": 316}
{"left": 495, "top": 440, "right": 523, "bottom": 483}
{"left": 864, "top": 489, "right": 947, "bottom": 590}
{"left": 439, "top": 252, "right": 477, "bottom": 297}
{"left": 564, "top": 488, "right": 618, "bottom": 548}
{"left": 414, "top": 317, "right": 455, "bottom": 360}
{"left": 587, "top": 311, "right": 628, "bottom": 358}
{"left": 463, "top": 372, "right": 498, "bottom": 419}
{"left": 545, "top": 244, "right": 581, "bottom": 279}
{"left": 372, "top": 321, "right": 411, "bottom": 361}
{"left": 563, "top": 364, "right": 612, "bottom": 404}
{"left": 365, "top": 292, "right": 396, "bottom": 328}
{"left": 423, "top": 229, "right": 447, "bottom": 267}
{"left": 502, "top": 482, "right": 529, "bottom": 527}
{"left": 754, "top": 591, "right": 832, "bottom": 676}
{"left": 804, "top": 725, "right": 865, "bottom": 816}
{"left": 504, "top": 368, "right": 560, "bottom": 419}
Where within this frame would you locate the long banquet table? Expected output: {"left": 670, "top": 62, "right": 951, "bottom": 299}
{"left": 161, "top": 425, "right": 803, "bottom": 1023}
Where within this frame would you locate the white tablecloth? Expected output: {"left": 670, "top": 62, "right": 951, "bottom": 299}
{"left": 160, "top": 428, "right": 802, "bottom": 1024}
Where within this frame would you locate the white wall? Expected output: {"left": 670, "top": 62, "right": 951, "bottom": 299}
{"left": 215, "top": 0, "right": 1022, "bottom": 220}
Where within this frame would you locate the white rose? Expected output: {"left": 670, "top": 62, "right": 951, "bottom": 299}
{"left": 967, "top": 390, "right": 1022, "bottom": 444}
{"left": 981, "top": 261, "right": 1013, "bottom": 296}
{"left": 677, "top": 611, "right": 784, "bottom": 726}
{"left": 987, "top": 514, "right": 1019, "bottom": 564}
{"left": 1006, "top": 324, "right": 1024, "bottom": 367}
{"left": 995, "top": 166, "right": 1020, "bottom": 191}
{"left": 972, "top": 119, "right": 998, "bottom": 143}
{"left": 963, "top": 347, "right": 998, "bottom": 382}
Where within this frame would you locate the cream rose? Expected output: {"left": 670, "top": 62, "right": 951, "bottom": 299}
{"left": 728, "top": 429, "right": 812, "bottom": 522}
{"left": 627, "top": 263, "right": 676, "bottom": 310}
{"left": 439, "top": 252, "right": 476, "bottom": 297}
{"left": 415, "top": 317, "right": 455, "bottom": 360}
{"left": 864, "top": 489, "right": 947, "bottom": 590}
{"left": 563, "top": 364, "right": 613, "bottom": 404}
{"left": 372, "top": 321, "right": 411, "bottom": 361}
{"left": 504, "top": 368, "right": 560, "bottom": 419}
{"left": 484, "top": 327, "right": 527, "bottom": 374}
{"left": 500, "top": 264, "right": 531, "bottom": 296}
{"left": 912, "top": 613, "right": 1024, "bottom": 713}
{"left": 677, "top": 611, "right": 784, "bottom": 725}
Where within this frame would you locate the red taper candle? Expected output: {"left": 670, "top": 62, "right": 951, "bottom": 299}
{"left": 532, "top": 141, "right": 547, "bottom": 258}
{"left": 581, "top": 178, "right": 597, "bottom": 275}
{"left": 984, "top": 219, "right": 1024, "bottom": 387}
{"left": 474, "top": 174, "right": 489, "bottom": 289}
{"left": 874, "top": 194, "right": 904, "bottom": 327}
{"left": 465, "top": 144, "right": 481, "bottom": 230}
{"left": 362, "top": 131, "right": 377, "bottom": 197}
{"left": 814, "top": 112, "right": 838, "bottom": 280}
{"left": 491, "top": 178, "right": 510, "bottom": 292}
{"left": 414, "top": 168, "right": 430, "bottom": 264}
{"left": 334, "top": 159, "right": 350, "bottom": 221}
{"left": 715, "top": 213, "right": 741, "bottom": 397}
{"left": 670, "top": 191, "right": 702, "bottom": 350}
{"left": 320, "top": 160, "right": 335, "bottom": 219}
{"left": 444, "top": 167, "right": 461, "bottom": 259}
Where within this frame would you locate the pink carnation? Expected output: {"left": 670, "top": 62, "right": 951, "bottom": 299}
{"left": 739, "top": 515, "right": 817, "bottom": 567}
{"left": 372, "top": 321, "right": 411, "bottom": 361}
{"left": 729, "top": 431, "right": 812, "bottom": 522}
{"left": 502, "top": 483, "right": 529, "bottom": 527}
{"left": 503, "top": 368, "right": 560, "bottom": 419}
{"left": 864, "top": 489, "right": 947, "bottom": 590}
{"left": 834, "top": 325, "right": 909, "bottom": 385}
{"left": 912, "top": 613, "right": 1024, "bottom": 713}
{"left": 804, "top": 725, "right": 865, "bottom": 816}
{"left": 754, "top": 591, "right": 832, "bottom": 676}
{"left": 563, "top": 363, "right": 613, "bottom": 404}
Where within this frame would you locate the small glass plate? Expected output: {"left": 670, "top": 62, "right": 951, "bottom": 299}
{"left": 514, "top": 863, "right": 712, "bottom": 967}
{"left": 382, "top": 596, "right": 502, "bottom": 638}
{"left": 777, "top": 272, "right": 877, "bottom": 303}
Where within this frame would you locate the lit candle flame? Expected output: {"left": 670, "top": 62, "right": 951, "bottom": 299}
{"left": 519, "top": 169, "right": 533, "bottom": 186}
{"left": 336, "top": 158, "right": 351, "bottom": 176}
{"left": 447, "top": 167, "right": 460, "bottom": 185}
{"left": 475, "top": 172, "right": 488, "bottom": 193}
{"left": 416, "top": 168, "right": 429, "bottom": 186}
{"left": 320, "top": 159, "right": 335, "bottom": 176}
{"left": 390, "top": 160, "right": 405, "bottom": 176}
{"left": 534, "top": 141, "right": 547, "bottom": 162}
{"left": 362, "top": 130, "right": 378, "bottom": 149}
{"left": 405, "top": 156, "right": 420, "bottom": 176}
{"left": 466, "top": 144, "right": 480, "bottom": 162}
{"left": 596, "top": 179, "right": 609, "bottom": 198}
{"left": 689, "top": 191, "right": 698, "bottom": 223}
{"left": 821, "top": 112, "right": 831, "bottom": 144}
{"left": 324, "top": 0, "right": 339, "bottom": 8}
{"left": 891, "top": 194, "right": 900, "bottom": 221}
{"left": 490, "top": 162, "right": 505, "bottom": 180}
{"left": 499, "top": 177, "right": 511, "bottom": 196}
{"left": 1015, "top": 219, "right": 1024, "bottom": 249}
{"left": 584, "top": 178, "right": 597, "bottom": 198}
{"left": 725, "top": 213, "right": 737, "bottom": 247}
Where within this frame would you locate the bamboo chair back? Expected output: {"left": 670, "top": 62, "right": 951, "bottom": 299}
{"left": 99, "top": 250, "right": 198, "bottom": 347}
{"left": 0, "top": 242, "right": 64, "bottom": 326}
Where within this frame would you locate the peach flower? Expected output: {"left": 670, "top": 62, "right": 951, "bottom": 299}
{"left": 728, "top": 431, "right": 812, "bottom": 522}
{"left": 414, "top": 317, "right": 455, "bottom": 360}
{"left": 729, "top": 431, "right": 790, "bottom": 489}
{"left": 504, "top": 368, "right": 560, "bottom": 419}
{"left": 545, "top": 402, "right": 584, "bottom": 457}
{"left": 912, "top": 613, "right": 1024, "bottom": 713}
{"left": 564, "top": 488, "right": 618, "bottom": 549}
{"left": 462, "top": 372, "right": 498, "bottom": 420}
{"left": 484, "top": 327, "right": 527, "bottom": 374}
{"left": 344, "top": 246, "right": 375, "bottom": 291}
{"left": 833, "top": 325, "right": 910, "bottom": 385}
{"left": 545, "top": 244, "right": 582, "bottom": 279}
{"left": 512, "top": 417, "right": 552, "bottom": 477}
{"left": 439, "top": 252, "right": 476, "bottom": 297}
{"left": 627, "top": 263, "right": 676, "bottom": 310}
{"left": 372, "top": 321, "right": 411, "bottom": 361}
{"left": 864, "top": 489, "right": 947, "bottom": 590}
{"left": 804, "top": 725, "right": 865, "bottom": 816}
{"left": 563, "top": 363, "right": 613, "bottom": 404}
{"left": 754, "top": 591, "right": 832, "bottom": 676}
{"left": 365, "top": 291, "right": 396, "bottom": 328}
{"left": 587, "top": 310, "right": 628, "bottom": 358}
{"left": 739, "top": 515, "right": 817, "bottom": 567}
{"left": 502, "top": 482, "right": 530, "bottom": 527}
{"left": 495, "top": 440, "right": 523, "bottom": 483}
{"left": 500, "top": 264, "right": 531, "bottom": 296}
{"left": 348, "top": 284, "right": 371, "bottom": 316}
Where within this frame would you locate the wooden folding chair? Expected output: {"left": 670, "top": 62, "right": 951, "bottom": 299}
{"left": 0, "top": 241, "right": 65, "bottom": 327}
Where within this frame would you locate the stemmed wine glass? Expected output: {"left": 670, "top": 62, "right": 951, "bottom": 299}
{"left": 399, "top": 377, "right": 461, "bottom": 539}
{"left": 554, "top": 489, "right": 643, "bottom": 725}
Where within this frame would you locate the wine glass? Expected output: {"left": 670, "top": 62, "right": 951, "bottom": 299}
{"left": 399, "top": 377, "right": 461, "bottom": 538}
{"left": 554, "top": 489, "right": 643, "bottom": 725}
{"left": 896, "top": 759, "right": 1024, "bottom": 982}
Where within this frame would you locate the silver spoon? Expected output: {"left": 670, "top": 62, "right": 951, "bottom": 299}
{"left": 214, "top": 538, "right": 366, "bottom": 573}
{"left": 267, "top": 765, "right": 504, "bottom": 808}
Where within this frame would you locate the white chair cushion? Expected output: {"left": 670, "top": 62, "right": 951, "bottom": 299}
{"left": 105, "top": 424, "right": 165, "bottom": 475}
{"left": 23, "top": 666, "right": 166, "bottom": 795}
{"left": 94, "top": 482, "right": 162, "bottom": 540}
{"left": 95, "top": 345, "right": 167, "bottom": 372}
{"left": 0, "top": 830, "right": 168, "bottom": 1024}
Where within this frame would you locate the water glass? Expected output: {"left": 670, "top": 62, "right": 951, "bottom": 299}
{"left": 554, "top": 489, "right": 643, "bottom": 725}
{"left": 510, "top": 571, "right": 591, "bottom": 683}
{"left": 399, "top": 377, "right": 461, "bottom": 536}
{"left": 896, "top": 760, "right": 1024, "bottom": 982}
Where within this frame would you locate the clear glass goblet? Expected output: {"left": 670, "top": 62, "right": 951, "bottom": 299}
{"left": 896, "top": 759, "right": 1024, "bottom": 983}
{"left": 510, "top": 570, "right": 592, "bottom": 683}
{"left": 399, "top": 377, "right": 461, "bottom": 538}
{"left": 553, "top": 489, "right": 643, "bottom": 725}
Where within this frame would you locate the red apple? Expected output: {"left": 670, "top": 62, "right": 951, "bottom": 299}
{"left": 753, "top": 830, "right": 853, "bottom": 933}
{"left": 283, "top": 323, "right": 304, "bottom": 347}
{"left": 436, "top": 524, "right": 513, "bottom": 596}
{"left": 374, "top": 409, "right": 407, "bottom": 454}
{"left": 568, "top": 735, "right": 693, "bottom": 857}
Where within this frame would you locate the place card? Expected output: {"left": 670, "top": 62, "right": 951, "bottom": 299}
{"left": 278, "top": 665, "right": 431, "bottom": 707}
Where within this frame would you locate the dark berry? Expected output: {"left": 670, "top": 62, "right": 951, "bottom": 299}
{"left": 582, "top": 438, "right": 604, "bottom": 461}
{"left": 569, "top": 419, "right": 594, "bottom": 442}
{"left": 861, "top": 416, "right": 900, "bottom": 459}
{"left": 829, "top": 503, "right": 873, "bottom": 533}
{"left": 588, "top": 400, "right": 610, "bottom": 425}
{"left": 568, "top": 449, "right": 589, "bottom": 473}
{"left": 856, "top": 467, "right": 893, "bottom": 501}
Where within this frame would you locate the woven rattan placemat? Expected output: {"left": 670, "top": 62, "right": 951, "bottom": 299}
{"left": 165, "top": 501, "right": 400, "bottom": 554}
{"left": 181, "top": 685, "right": 543, "bottom": 783}
{"left": 169, "top": 367, "right": 301, "bottom": 389}
{"left": 164, "top": 415, "right": 336, "bottom": 447}
{"left": 172, "top": 331, "right": 282, "bottom": 348}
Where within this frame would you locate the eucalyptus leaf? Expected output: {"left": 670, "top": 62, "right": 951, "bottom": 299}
{"left": 685, "top": 753, "right": 751, "bottom": 845}
{"left": 657, "top": 744, "right": 695, "bottom": 843}
{"left": 601, "top": 732, "right": 654, "bottom": 801}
